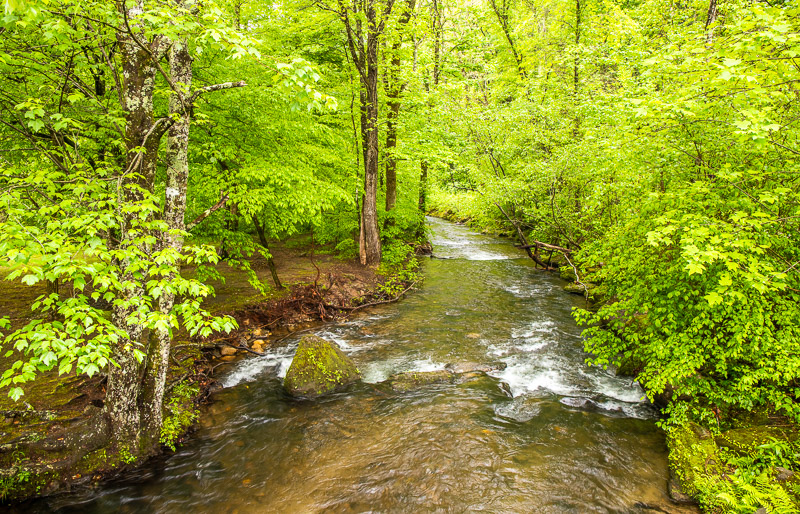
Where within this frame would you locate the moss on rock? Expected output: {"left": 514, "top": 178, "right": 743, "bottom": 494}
{"left": 667, "top": 422, "right": 721, "bottom": 500}
{"left": 559, "top": 265, "right": 576, "bottom": 282}
{"left": 283, "top": 335, "right": 361, "bottom": 398}
{"left": 715, "top": 426, "right": 799, "bottom": 457}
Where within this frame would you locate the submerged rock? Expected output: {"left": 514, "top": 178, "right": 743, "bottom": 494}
{"left": 445, "top": 361, "right": 507, "bottom": 374}
{"left": 558, "top": 396, "right": 626, "bottom": 414}
{"left": 384, "top": 362, "right": 506, "bottom": 392}
{"left": 385, "top": 370, "right": 455, "bottom": 392}
{"left": 283, "top": 335, "right": 361, "bottom": 398}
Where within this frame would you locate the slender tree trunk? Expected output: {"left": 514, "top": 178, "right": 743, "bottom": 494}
{"left": 142, "top": 36, "right": 192, "bottom": 440}
{"left": 418, "top": 160, "right": 428, "bottom": 212}
{"left": 418, "top": 0, "right": 439, "bottom": 218}
{"left": 384, "top": 0, "right": 416, "bottom": 217}
{"left": 234, "top": 0, "right": 243, "bottom": 31}
{"left": 359, "top": 4, "right": 383, "bottom": 266}
{"left": 384, "top": 87, "right": 399, "bottom": 215}
{"left": 432, "top": 0, "right": 441, "bottom": 86}
{"left": 252, "top": 216, "right": 283, "bottom": 289}
{"left": 573, "top": 0, "right": 581, "bottom": 137}
{"left": 338, "top": 0, "right": 393, "bottom": 266}
{"left": 489, "top": 0, "right": 525, "bottom": 79}
{"left": 705, "top": 0, "right": 718, "bottom": 44}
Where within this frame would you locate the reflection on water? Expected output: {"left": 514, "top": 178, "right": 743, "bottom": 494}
{"left": 30, "top": 217, "right": 696, "bottom": 513}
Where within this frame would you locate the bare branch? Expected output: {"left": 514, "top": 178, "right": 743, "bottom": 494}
{"left": 187, "top": 192, "right": 229, "bottom": 231}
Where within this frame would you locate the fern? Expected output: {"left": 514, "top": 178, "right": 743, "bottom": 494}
{"left": 712, "top": 472, "right": 799, "bottom": 514}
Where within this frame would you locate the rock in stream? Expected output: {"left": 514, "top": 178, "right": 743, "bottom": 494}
{"left": 283, "top": 335, "right": 361, "bottom": 398}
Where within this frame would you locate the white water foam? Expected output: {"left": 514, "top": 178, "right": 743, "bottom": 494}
{"left": 492, "top": 356, "right": 577, "bottom": 397}
{"left": 220, "top": 345, "right": 295, "bottom": 388}
{"left": 587, "top": 371, "right": 647, "bottom": 403}
{"left": 458, "top": 249, "right": 510, "bottom": 261}
{"left": 510, "top": 319, "right": 557, "bottom": 339}
{"left": 503, "top": 284, "right": 547, "bottom": 298}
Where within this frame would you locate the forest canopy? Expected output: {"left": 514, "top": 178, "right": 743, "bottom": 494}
{"left": 0, "top": 0, "right": 798, "bottom": 510}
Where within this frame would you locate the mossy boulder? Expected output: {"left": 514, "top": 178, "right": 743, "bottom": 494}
{"left": 559, "top": 265, "right": 576, "bottom": 281}
{"left": 563, "top": 281, "right": 597, "bottom": 299}
{"left": 715, "top": 426, "right": 799, "bottom": 457}
{"left": 667, "top": 422, "right": 722, "bottom": 501}
{"left": 283, "top": 335, "right": 361, "bottom": 398}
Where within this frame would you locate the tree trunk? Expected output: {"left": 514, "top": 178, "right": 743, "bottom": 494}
{"left": 105, "top": 2, "right": 164, "bottom": 454}
{"left": 705, "top": 0, "right": 718, "bottom": 44}
{"left": 339, "top": 0, "right": 393, "bottom": 266}
{"left": 384, "top": 0, "right": 416, "bottom": 218}
{"left": 252, "top": 216, "right": 283, "bottom": 289}
{"left": 360, "top": 4, "right": 383, "bottom": 266}
{"left": 573, "top": 0, "right": 581, "bottom": 137}
{"left": 489, "top": 0, "right": 525, "bottom": 79}
{"left": 432, "top": 0, "right": 441, "bottom": 86}
{"left": 418, "top": 160, "right": 428, "bottom": 212}
{"left": 142, "top": 35, "right": 192, "bottom": 440}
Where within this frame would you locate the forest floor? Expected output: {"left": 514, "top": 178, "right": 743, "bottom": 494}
{"left": 0, "top": 235, "right": 397, "bottom": 501}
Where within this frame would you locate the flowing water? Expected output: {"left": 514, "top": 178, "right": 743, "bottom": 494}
{"left": 31, "top": 217, "right": 694, "bottom": 513}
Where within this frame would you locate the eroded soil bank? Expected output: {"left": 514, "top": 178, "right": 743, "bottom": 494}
{"left": 0, "top": 237, "right": 406, "bottom": 503}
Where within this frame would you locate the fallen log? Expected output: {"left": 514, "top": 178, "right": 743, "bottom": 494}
{"left": 515, "top": 241, "right": 574, "bottom": 253}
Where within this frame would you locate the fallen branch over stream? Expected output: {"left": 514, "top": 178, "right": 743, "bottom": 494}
{"left": 515, "top": 241, "right": 573, "bottom": 253}
{"left": 324, "top": 280, "right": 417, "bottom": 313}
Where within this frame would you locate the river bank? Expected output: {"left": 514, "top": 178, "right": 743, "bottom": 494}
{"left": 0, "top": 235, "right": 417, "bottom": 504}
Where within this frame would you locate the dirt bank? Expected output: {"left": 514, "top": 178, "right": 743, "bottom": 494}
{"left": 0, "top": 237, "right": 415, "bottom": 504}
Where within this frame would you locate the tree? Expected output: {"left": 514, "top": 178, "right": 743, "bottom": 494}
{"left": 0, "top": 0, "right": 259, "bottom": 456}
{"left": 384, "top": 0, "right": 417, "bottom": 220}
{"left": 325, "top": 0, "right": 398, "bottom": 266}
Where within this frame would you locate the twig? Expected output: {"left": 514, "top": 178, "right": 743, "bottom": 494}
{"left": 325, "top": 281, "right": 417, "bottom": 312}
{"left": 221, "top": 342, "right": 265, "bottom": 356}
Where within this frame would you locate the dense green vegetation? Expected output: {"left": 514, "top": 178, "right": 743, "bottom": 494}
{"left": 421, "top": 0, "right": 800, "bottom": 510}
{"left": 0, "top": 0, "right": 798, "bottom": 510}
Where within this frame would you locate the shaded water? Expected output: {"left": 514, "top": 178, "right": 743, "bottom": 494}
{"left": 33, "top": 217, "right": 691, "bottom": 513}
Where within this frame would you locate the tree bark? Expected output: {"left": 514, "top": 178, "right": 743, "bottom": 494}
{"left": 384, "top": 0, "right": 416, "bottom": 217}
{"left": 432, "top": 0, "right": 441, "bottom": 86}
{"left": 105, "top": 0, "right": 165, "bottom": 454}
{"left": 142, "top": 35, "right": 192, "bottom": 440}
{"left": 252, "top": 215, "right": 283, "bottom": 289}
{"left": 573, "top": 0, "right": 581, "bottom": 137}
{"left": 418, "top": 160, "right": 428, "bottom": 212}
{"left": 338, "top": 0, "right": 393, "bottom": 266}
{"left": 705, "top": 0, "right": 718, "bottom": 44}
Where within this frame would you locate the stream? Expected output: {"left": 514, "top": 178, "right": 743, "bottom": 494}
{"left": 31, "top": 217, "right": 693, "bottom": 513}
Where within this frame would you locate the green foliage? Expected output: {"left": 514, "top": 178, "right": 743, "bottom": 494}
{"left": 160, "top": 381, "right": 200, "bottom": 452}
{"left": 576, "top": 2, "right": 800, "bottom": 429}
{"left": 0, "top": 450, "right": 31, "bottom": 500}
{"left": 416, "top": 1, "right": 800, "bottom": 510}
